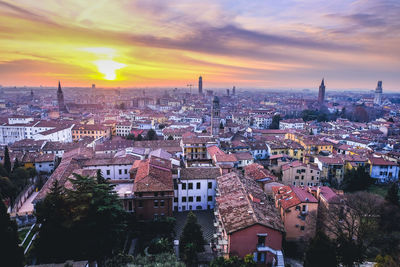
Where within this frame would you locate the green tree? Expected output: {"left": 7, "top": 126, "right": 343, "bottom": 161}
{"left": 65, "top": 174, "right": 127, "bottom": 263}
{"left": 126, "top": 134, "right": 135, "bottom": 140}
{"left": 179, "top": 212, "right": 205, "bottom": 265}
{"left": 374, "top": 254, "right": 398, "bottom": 267}
{"left": 269, "top": 115, "right": 281, "bottom": 129}
{"left": 0, "top": 176, "right": 16, "bottom": 200}
{"left": 304, "top": 231, "right": 337, "bottom": 267}
{"left": 146, "top": 129, "right": 157, "bottom": 140}
{"left": 10, "top": 167, "right": 30, "bottom": 192}
{"left": 167, "top": 135, "right": 174, "bottom": 140}
{"left": 3, "top": 146, "right": 11, "bottom": 175}
{"left": 385, "top": 183, "right": 399, "bottom": 206}
{"left": 96, "top": 169, "right": 106, "bottom": 184}
{"left": 341, "top": 166, "right": 373, "bottom": 192}
{"left": 0, "top": 163, "right": 8, "bottom": 177}
{"left": 210, "top": 255, "right": 256, "bottom": 267}
{"left": 13, "top": 158, "right": 21, "bottom": 170}
{"left": 136, "top": 134, "right": 143, "bottom": 141}
{"left": 128, "top": 253, "right": 184, "bottom": 267}
{"left": 35, "top": 180, "right": 69, "bottom": 263}
{"left": 35, "top": 175, "right": 127, "bottom": 264}
{"left": 0, "top": 199, "right": 24, "bottom": 267}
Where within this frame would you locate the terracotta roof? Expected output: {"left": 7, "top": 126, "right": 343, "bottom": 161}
{"left": 272, "top": 185, "right": 317, "bottom": 210}
{"left": 133, "top": 157, "right": 173, "bottom": 192}
{"left": 216, "top": 172, "right": 284, "bottom": 234}
{"left": 215, "top": 153, "right": 237, "bottom": 162}
{"left": 369, "top": 157, "right": 398, "bottom": 166}
{"left": 180, "top": 167, "right": 220, "bottom": 180}
{"left": 244, "top": 163, "right": 277, "bottom": 181}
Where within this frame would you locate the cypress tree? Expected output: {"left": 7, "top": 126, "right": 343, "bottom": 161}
{"left": 0, "top": 199, "right": 24, "bottom": 267}
{"left": 4, "top": 146, "right": 11, "bottom": 175}
{"left": 385, "top": 183, "right": 399, "bottom": 206}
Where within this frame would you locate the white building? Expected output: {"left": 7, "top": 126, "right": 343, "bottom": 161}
{"left": 34, "top": 154, "right": 57, "bottom": 174}
{"left": 33, "top": 125, "right": 74, "bottom": 143}
{"left": 0, "top": 117, "right": 73, "bottom": 145}
{"left": 279, "top": 119, "right": 305, "bottom": 130}
{"left": 116, "top": 122, "right": 133, "bottom": 137}
{"left": 253, "top": 115, "right": 273, "bottom": 129}
{"left": 174, "top": 167, "right": 220, "bottom": 212}
{"left": 81, "top": 154, "right": 138, "bottom": 180}
{"left": 369, "top": 157, "right": 399, "bottom": 183}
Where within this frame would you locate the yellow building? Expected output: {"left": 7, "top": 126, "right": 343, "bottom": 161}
{"left": 72, "top": 124, "right": 111, "bottom": 141}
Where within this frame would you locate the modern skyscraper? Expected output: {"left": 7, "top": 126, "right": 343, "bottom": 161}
{"left": 57, "top": 81, "right": 67, "bottom": 113}
{"left": 227, "top": 89, "right": 230, "bottom": 96}
{"left": 211, "top": 96, "right": 220, "bottom": 136}
{"left": 198, "top": 76, "right": 203, "bottom": 94}
{"left": 374, "top": 81, "right": 383, "bottom": 105}
{"left": 232, "top": 86, "right": 236, "bottom": 95}
{"left": 318, "top": 78, "right": 325, "bottom": 105}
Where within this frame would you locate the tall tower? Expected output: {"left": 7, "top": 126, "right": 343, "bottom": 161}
{"left": 57, "top": 81, "right": 67, "bottom": 113}
{"left": 198, "top": 76, "right": 203, "bottom": 94}
{"left": 211, "top": 96, "right": 220, "bottom": 136}
{"left": 30, "top": 89, "right": 34, "bottom": 101}
{"left": 232, "top": 86, "right": 236, "bottom": 95}
{"left": 374, "top": 81, "right": 383, "bottom": 105}
{"left": 318, "top": 78, "right": 325, "bottom": 105}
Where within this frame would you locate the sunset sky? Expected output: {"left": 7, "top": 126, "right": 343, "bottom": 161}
{"left": 0, "top": 0, "right": 399, "bottom": 90}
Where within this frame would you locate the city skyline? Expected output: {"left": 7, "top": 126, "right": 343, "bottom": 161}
{"left": 0, "top": 0, "right": 399, "bottom": 90}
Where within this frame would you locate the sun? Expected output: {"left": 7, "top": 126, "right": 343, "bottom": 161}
{"left": 94, "top": 60, "right": 126, "bottom": 80}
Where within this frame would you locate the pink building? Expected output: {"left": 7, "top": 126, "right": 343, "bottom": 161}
{"left": 215, "top": 172, "right": 285, "bottom": 266}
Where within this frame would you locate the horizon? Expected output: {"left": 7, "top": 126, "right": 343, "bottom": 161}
{"left": 0, "top": 1, "right": 399, "bottom": 90}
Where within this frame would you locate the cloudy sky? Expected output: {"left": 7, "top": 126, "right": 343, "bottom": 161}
{"left": 0, "top": 0, "right": 399, "bottom": 90}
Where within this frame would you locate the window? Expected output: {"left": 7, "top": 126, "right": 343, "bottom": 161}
{"left": 124, "top": 169, "right": 128, "bottom": 174}
{"left": 174, "top": 197, "right": 178, "bottom": 202}
{"left": 189, "top": 196, "right": 193, "bottom": 202}
{"left": 106, "top": 170, "right": 110, "bottom": 175}
{"left": 196, "top": 182, "right": 201, "bottom": 189}
{"left": 154, "top": 200, "right": 158, "bottom": 207}
{"left": 160, "top": 200, "right": 165, "bottom": 207}
{"left": 161, "top": 192, "right": 165, "bottom": 197}
{"left": 300, "top": 226, "right": 305, "bottom": 231}
{"left": 119, "top": 169, "right": 122, "bottom": 175}
{"left": 188, "top": 183, "right": 193, "bottom": 189}
{"left": 208, "top": 182, "right": 212, "bottom": 189}
{"left": 182, "top": 183, "right": 186, "bottom": 190}
{"left": 196, "top": 196, "right": 201, "bottom": 202}
{"left": 138, "top": 201, "right": 143, "bottom": 208}
{"left": 207, "top": 196, "right": 213, "bottom": 202}
{"left": 257, "top": 235, "right": 266, "bottom": 247}
{"left": 295, "top": 176, "right": 299, "bottom": 179}
{"left": 182, "top": 197, "right": 187, "bottom": 202}
{"left": 311, "top": 176, "right": 314, "bottom": 180}
{"left": 154, "top": 192, "right": 158, "bottom": 197}
{"left": 302, "top": 205, "right": 307, "bottom": 211}
{"left": 301, "top": 175, "right": 304, "bottom": 180}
